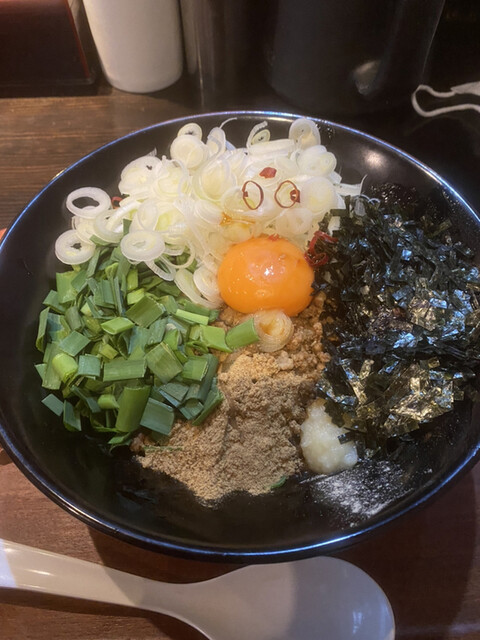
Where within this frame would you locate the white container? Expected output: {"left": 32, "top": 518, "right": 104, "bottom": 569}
{"left": 83, "top": 0, "right": 183, "bottom": 93}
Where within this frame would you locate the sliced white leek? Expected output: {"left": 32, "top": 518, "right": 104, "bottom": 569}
{"left": 120, "top": 230, "right": 165, "bottom": 263}
{"left": 288, "top": 118, "right": 321, "bottom": 148}
{"left": 55, "top": 229, "right": 95, "bottom": 265}
{"left": 253, "top": 310, "right": 294, "bottom": 352}
{"left": 66, "top": 187, "right": 111, "bottom": 219}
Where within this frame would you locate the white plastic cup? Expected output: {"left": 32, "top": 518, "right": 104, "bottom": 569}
{"left": 83, "top": 0, "right": 183, "bottom": 93}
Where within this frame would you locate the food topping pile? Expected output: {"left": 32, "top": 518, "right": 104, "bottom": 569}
{"left": 35, "top": 118, "right": 480, "bottom": 501}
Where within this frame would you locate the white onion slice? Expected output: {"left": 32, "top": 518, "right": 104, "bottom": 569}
{"left": 55, "top": 229, "right": 95, "bottom": 265}
{"left": 253, "top": 310, "right": 294, "bottom": 352}
{"left": 146, "top": 258, "right": 175, "bottom": 281}
{"left": 93, "top": 208, "right": 125, "bottom": 243}
{"left": 66, "top": 187, "right": 111, "bottom": 219}
{"left": 274, "top": 207, "right": 313, "bottom": 237}
{"left": 170, "top": 134, "right": 208, "bottom": 170}
{"left": 301, "top": 177, "right": 337, "bottom": 214}
{"left": 175, "top": 269, "right": 218, "bottom": 308}
{"left": 72, "top": 216, "right": 96, "bottom": 243}
{"left": 120, "top": 230, "right": 165, "bottom": 263}
{"left": 288, "top": 118, "right": 321, "bottom": 148}
{"left": 177, "top": 122, "right": 203, "bottom": 138}
{"left": 207, "top": 127, "right": 227, "bottom": 155}
{"left": 297, "top": 146, "right": 337, "bottom": 176}
{"left": 247, "top": 121, "right": 269, "bottom": 147}
{"left": 193, "top": 265, "right": 222, "bottom": 303}
{"left": 247, "top": 139, "right": 295, "bottom": 157}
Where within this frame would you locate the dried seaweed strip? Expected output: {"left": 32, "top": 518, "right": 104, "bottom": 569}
{"left": 313, "top": 185, "right": 480, "bottom": 452}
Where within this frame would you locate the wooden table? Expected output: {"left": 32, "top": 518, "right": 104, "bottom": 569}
{"left": 1, "top": 82, "right": 480, "bottom": 639}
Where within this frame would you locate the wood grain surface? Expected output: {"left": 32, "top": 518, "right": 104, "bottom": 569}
{"left": 1, "top": 87, "right": 480, "bottom": 640}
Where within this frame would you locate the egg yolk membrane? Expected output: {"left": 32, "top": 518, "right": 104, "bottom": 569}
{"left": 217, "top": 236, "right": 315, "bottom": 316}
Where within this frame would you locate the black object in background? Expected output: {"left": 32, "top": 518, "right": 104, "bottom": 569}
{"left": 0, "top": 0, "right": 97, "bottom": 95}
{"left": 262, "top": 0, "right": 445, "bottom": 116}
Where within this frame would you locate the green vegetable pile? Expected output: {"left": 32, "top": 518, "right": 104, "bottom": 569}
{"left": 313, "top": 185, "right": 480, "bottom": 453}
{"left": 36, "top": 244, "right": 257, "bottom": 449}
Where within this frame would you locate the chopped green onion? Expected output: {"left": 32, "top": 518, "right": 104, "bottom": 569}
{"left": 174, "top": 309, "right": 209, "bottom": 326}
{"left": 63, "top": 400, "right": 82, "bottom": 432}
{"left": 56, "top": 271, "right": 77, "bottom": 304}
{"left": 103, "top": 358, "right": 146, "bottom": 382}
{"left": 146, "top": 342, "right": 183, "bottom": 383}
{"left": 98, "top": 393, "right": 119, "bottom": 410}
{"left": 77, "top": 354, "right": 101, "bottom": 378}
{"left": 182, "top": 355, "right": 209, "bottom": 382}
{"left": 140, "top": 397, "right": 175, "bottom": 435}
{"left": 58, "top": 331, "right": 90, "bottom": 356}
{"left": 126, "top": 294, "right": 165, "bottom": 327}
{"left": 226, "top": 317, "right": 259, "bottom": 349}
{"left": 192, "top": 382, "right": 224, "bottom": 425}
{"left": 41, "top": 393, "right": 64, "bottom": 416}
{"left": 127, "top": 288, "right": 145, "bottom": 306}
{"left": 52, "top": 352, "right": 78, "bottom": 382}
{"left": 115, "top": 385, "right": 151, "bottom": 432}
{"left": 196, "top": 325, "right": 231, "bottom": 352}
{"left": 100, "top": 317, "right": 135, "bottom": 335}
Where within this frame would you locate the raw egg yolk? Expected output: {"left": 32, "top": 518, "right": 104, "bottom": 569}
{"left": 217, "top": 235, "right": 314, "bottom": 316}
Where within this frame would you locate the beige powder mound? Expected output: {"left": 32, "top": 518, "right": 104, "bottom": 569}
{"left": 136, "top": 294, "right": 327, "bottom": 502}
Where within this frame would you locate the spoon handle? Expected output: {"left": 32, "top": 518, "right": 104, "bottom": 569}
{"left": 0, "top": 538, "right": 187, "bottom": 615}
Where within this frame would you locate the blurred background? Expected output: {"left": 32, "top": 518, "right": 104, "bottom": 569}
{"left": 0, "top": 0, "right": 478, "bottom": 115}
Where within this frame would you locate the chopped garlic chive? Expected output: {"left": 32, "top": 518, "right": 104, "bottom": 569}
{"left": 179, "top": 398, "right": 203, "bottom": 420}
{"left": 158, "top": 294, "right": 178, "bottom": 314}
{"left": 146, "top": 318, "right": 167, "bottom": 347}
{"left": 126, "top": 268, "right": 138, "bottom": 292}
{"left": 182, "top": 356, "right": 209, "bottom": 382}
{"left": 197, "top": 325, "right": 231, "bottom": 352}
{"left": 103, "top": 358, "right": 146, "bottom": 382}
{"left": 126, "top": 294, "right": 165, "bottom": 327}
{"left": 226, "top": 317, "right": 259, "bottom": 350}
{"left": 115, "top": 385, "right": 151, "bottom": 432}
{"left": 146, "top": 342, "right": 183, "bottom": 383}
{"left": 198, "top": 354, "right": 218, "bottom": 402}
{"left": 65, "top": 305, "right": 84, "bottom": 332}
{"left": 36, "top": 307, "right": 49, "bottom": 352}
{"left": 127, "top": 288, "right": 145, "bottom": 306}
{"left": 100, "top": 317, "right": 135, "bottom": 335}
{"left": 58, "top": 330, "right": 90, "bottom": 356}
{"left": 163, "top": 328, "right": 181, "bottom": 350}
{"left": 43, "top": 290, "right": 66, "bottom": 313}
{"left": 77, "top": 354, "right": 101, "bottom": 378}
{"left": 56, "top": 271, "right": 77, "bottom": 304}
{"left": 63, "top": 400, "right": 82, "bottom": 432}
{"left": 140, "top": 397, "right": 175, "bottom": 435}
{"left": 52, "top": 352, "right": 78, "bottom": 382}
{"left": 41, "top": 393, "right": 64, "bottom": 416}
{"left": 177, "top": 299, "right": 211, "bottom": 317}
{"left": 192, "top": 383, "right": 224, "bottom": 426}
{"left": 98, "top": 393, "right": 119, "bottom": 410}
{"left": 174, "top": 309, "right": 209, "bottom": 326}
{"left": 98, "top": 342, "right": 118, "bottom": 360}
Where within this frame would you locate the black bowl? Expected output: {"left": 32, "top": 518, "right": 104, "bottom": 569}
{"left": 1, "top": 111, "right": 480, "bottom": 562}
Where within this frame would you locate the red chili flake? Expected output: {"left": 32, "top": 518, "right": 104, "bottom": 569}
{"left": 304, "top": 230, "right": 338, "bottom": 268}
{"left": 242, "top": 180, "right": 264, "bottom": 210}
{"left": 259, "top": 166, "right": 277, "bottom": 179}
{"left": 111, "top": 196, "right": 123, "bottom": 208}
{"left": 305, "top": 251, "right": 329, "bottom": 268}
{"left": 274, "top": 180, "right": 301, "bottom": 208}
{"left": 267, "top": 234, "right": 280, "bottom": 241}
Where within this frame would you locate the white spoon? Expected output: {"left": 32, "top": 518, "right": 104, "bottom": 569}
{"left": 0, "top": 538, "right": 394, "bottom": 640}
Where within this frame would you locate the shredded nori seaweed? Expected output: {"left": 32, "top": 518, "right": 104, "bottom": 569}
{"left": 313, "top": 185, "right": 480, "bottom": 453}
